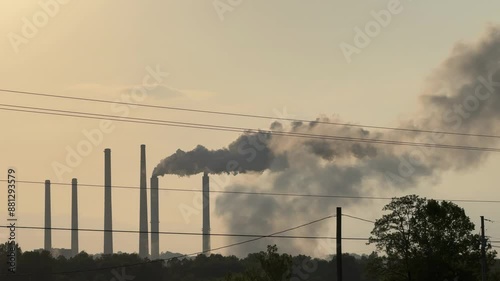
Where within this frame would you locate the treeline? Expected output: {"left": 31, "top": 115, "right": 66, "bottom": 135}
{"left": 0, "top": 243, "right": 376, "bottom": 281}
{"left": 3, "top": 243, "right": 500, "bottom": 281}
{"left": 4, "top": 196, "right": 500, "bottom": 280}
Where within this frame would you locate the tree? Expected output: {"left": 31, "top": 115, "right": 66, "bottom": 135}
{"left": 224, "top": 245, "right": 292, "bottom": 281}
{"left": 368, "top": 195, "right": 496, "bottom": 281}
{"left": 258, "top": 245, "right": 292, "bottom": 281}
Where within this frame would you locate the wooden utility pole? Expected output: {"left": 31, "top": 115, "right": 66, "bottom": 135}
{"left": 481, "top": 216, "right": 487, "bottom": 281}
{"left": 337, "top": 207, "right": 342, "bottom": 281}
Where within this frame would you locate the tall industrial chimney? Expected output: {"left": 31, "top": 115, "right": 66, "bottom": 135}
{"left": 44, "top": 180, "right": 51, "bottom": 252}
{"left": 71, "top": 178, "right": 79, "bottom": 257}
{"left": 150, "top": 176, "right": 159, "bottom": 260}
{"left": 104, "top": 148, "right": 113, "bottom": 255}
{"left": 139, "top": 144, "right": 149, "bottom": 258}
{"left": 202, "top": 172, "right": 211, "bottom": 255}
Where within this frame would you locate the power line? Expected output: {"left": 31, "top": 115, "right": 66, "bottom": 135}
{"left": 2, "top": 103, "right": 500, "bottom": 153}
{"left": 3, "top": 179, "right": 500, "bottom": 204}
{"left": 0, "top": 225, "right": 344, "bottom": 240}
{"left": 342, "top": 215, "right": 500, "bottom": 243}
{"left": 3, "top": 88, "right": 500, "bottom": 140}
{"left": 0, "top": 179, "right": 396, "bottom": 200}
{"left": 0, "top": 214, "right": 337, "bottom": 277}
{"left": 343, "top": 214, "right": 376, "bottom": 224}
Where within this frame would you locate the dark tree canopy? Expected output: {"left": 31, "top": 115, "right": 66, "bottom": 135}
{"left": 369, "top": 195, "right": 496, "bottom": 281}
{"left": 0, "top": 242, "right": 379, "bottom": 281}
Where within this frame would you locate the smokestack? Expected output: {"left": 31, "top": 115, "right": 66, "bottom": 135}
{"left": 150, "top": 176, "right": 159, "bottom": 260}
{"left": 202, "top": 172, "right": 211, "bottom": 255}
{"left": 44, "top": 180, "right": 51, "bottom": 252}
{"left": 71, "top": 178, "right": 79, "bottom": 257}
{"left": 104, "top": 148, "right": 113, "bottom": 255}
{"left": 139, "top": 144, "right": 149, "bottom": 258}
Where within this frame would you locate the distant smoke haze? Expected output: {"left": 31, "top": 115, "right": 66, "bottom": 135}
{"left": 154, "top": 26, "right": 500, "bottom": 256}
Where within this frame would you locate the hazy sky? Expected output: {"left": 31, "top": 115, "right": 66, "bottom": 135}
{"left": 1, "top": 0, "right": 500, "bottom": 258}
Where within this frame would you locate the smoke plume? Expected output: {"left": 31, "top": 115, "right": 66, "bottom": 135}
{"left": 152, "top": 132, "right": 287, "bottom": 176}
{"left": 156, "top": 26, "right": 500, "bottom": 256}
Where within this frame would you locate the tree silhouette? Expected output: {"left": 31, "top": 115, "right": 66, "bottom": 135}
{"left": 369, "top": 195, "right": 497, "bottom": 281}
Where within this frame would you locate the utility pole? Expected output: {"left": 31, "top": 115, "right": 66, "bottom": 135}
{"left": 337, "top": 207, "right": 342, "bottom": 281}
{"left": 481, "top": 216, "right": 487, "bottom": 281}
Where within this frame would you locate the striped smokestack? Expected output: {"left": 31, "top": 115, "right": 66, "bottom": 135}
{"left": 104, "top": 148, "right": 113, "bottom": 255}
{"left": 202, "top": 172, "right": 211, "bottom": 255}
{"left": 44, "top": 180, "right": 51, "bottom": 252}
{"left": 150, "top": 176, "right": 159, "bottom": 259}
{"left": 71, "top": 178, "right": 79, "bottom": 257}
{"left": 139, "top": 144, "right": 149, "bottom": 258}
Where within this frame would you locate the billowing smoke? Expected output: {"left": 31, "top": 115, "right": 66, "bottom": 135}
{"left": 152, "top": 132, "right": 288, "bottom": 177}
{"left": 156, "top": 26, "right": 500, "bottom": 256}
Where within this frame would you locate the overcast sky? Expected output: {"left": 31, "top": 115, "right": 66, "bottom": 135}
{"left": 1, "top": 0, "right": 500, "bottom": 258}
